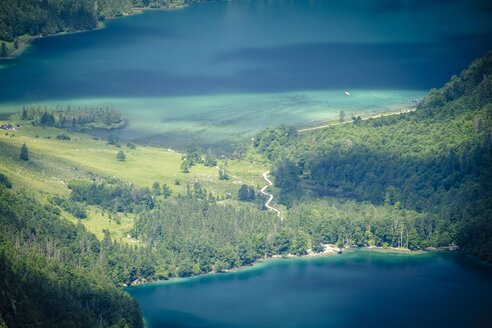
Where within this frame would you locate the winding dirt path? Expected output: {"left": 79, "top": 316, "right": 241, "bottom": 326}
{"left": 260, "top": 171, "right": 283, "bottom": 220}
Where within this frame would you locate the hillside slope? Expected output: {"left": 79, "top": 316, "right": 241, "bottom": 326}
{"left": 0, "top": 0, "right": 186, "bottom": 56}
{"left": 254, "top": 51, "right": 492, "bottom": 260}
{"left": 0, "top": 184, "right": 143, "bottom": 327}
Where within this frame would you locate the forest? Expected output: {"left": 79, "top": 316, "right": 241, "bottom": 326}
{"left": 0, "top": 0, "right": 187, "bottom": 55}
{"left": 254, "top": 51, "right": 492, "bottom": 261}
{"left": 19, "top": 104, "right": 124, "bottom": 130}
{"left": 0, "top": 183, "right": 143, "bottom": 327}
{"left": 26, "top": 177, "right": 432, "bottom": 284}
{"left": 0, "top": 16, "right": 491, "bottom": 324}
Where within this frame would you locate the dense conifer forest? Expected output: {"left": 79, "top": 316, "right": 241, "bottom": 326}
{"left": 20, "top": 105, "right": 124, "bottom": 129}
{"left": 1, "top": 2, "right": 491, "bottom": 323}
{"left": 0, "top": 183, "right": 143, "bottom": 327}
{"left": 254, "top": 51, "right": 492, "bottom": 261}
{"left": 0, "top": 0, "right": 187, "bottom": 55}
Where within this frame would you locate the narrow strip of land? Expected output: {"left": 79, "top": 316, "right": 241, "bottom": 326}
{"left": 298, "top": 108, "right": 416, "bottom": 133}
{"left": 260, "top": 171, "right": 283, "bottom": 220}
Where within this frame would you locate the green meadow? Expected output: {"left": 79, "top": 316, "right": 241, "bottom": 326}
{"left": 0, "top": 90, "right": 425, "bottom": 152}
{"left": 0, "top": 118, "right": 268, "bottom": 243}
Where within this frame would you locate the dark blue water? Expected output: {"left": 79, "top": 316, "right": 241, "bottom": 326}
{"left": 2, "top": 0, "right": 492, "bottom": 101}
{"left": 1, "top": 0, "right": 491, "bottom": 149}
{"left": 126, "top": 249, "right": 492, "bottom": 328}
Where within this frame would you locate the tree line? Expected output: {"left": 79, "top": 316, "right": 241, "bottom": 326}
{"left": 252, "top": 50, "right": 492, "bottom": 261}
{"left": 53, "top": 176, "right": 446, "bottom": 284}
{"left": 20, "top": 104, "right": 124, "bottom": 129}
{"left": 1, "top": 48, "right": 490, "bottom": 326}
{"left": 0, "top": 0, "right": 97, "bottom": 43}
{"left": 0, "top": 184, "right": 143, "bottom": 327}
{"left": 0, "top": 0, "right": 189, "bottom": 56}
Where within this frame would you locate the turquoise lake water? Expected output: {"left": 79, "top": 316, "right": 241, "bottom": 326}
{"left": 126, "top": 249, "right": 492, "bottom": 328}
{"left": 1, "top": 0, "right": 492, "bottom": 151}
{"left": 1, "top": 1, "right": 491, "bottom": 326}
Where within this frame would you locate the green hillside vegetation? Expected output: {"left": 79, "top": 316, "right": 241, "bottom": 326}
{"left": 0, "top": 115, "right": 316, "bottom": 284}
{"left": 0, "top": 115, "right": 271, "bottom": 325}
{"left": 253, "top": 51, "right": 492, "bottom": 261}
{"left": 1, "top": 48, "right": 491, "bottom": 325}
{"left": 0, "top": 184, "right": 143, "bottom": 327}
{"left": 0, "top": 117, "right": 267, "bottom": 239}
{"left": 0, "top": 0, "right": 98, "bottom": 42}
{"left": 20, "top": 104, "right": 125, "bottom": 130}
{"left": 0, "top": 0, "right": 186, "bottom": 56}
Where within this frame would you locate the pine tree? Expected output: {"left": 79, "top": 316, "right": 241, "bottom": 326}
{"left": 238, "top": 184, "right": 250, "bottom": 201}
{"left": 181, "top": 160, "right": 190, "bottom": 173}
{"left": 40, "top": 112, "right": 49, "bottom": 125}
{"left": 162, "top": 183, "right": 172, "bottom": 198}
{"left": 60, "top": 115, "right": 66, "bottom": 128}
{"left": 204, "top": 149, "right": 217, "bottom": 167}
{"left": 116, "top": 151, "right": 126, "bottom": 161}
{"left": 152, "top": 182, "right": 161, "bottom": 196}
{"left": 218, "top": 168, "right": 229, "bottom": 180}
{"left": 0, "top": 42, "right": 7, "bottom": 57}
{"left": 185, "top": 143, "right": 202, "bottom": 165}
{"left": 19, "top": 143, "right": 29, "bottom": 161}
{"left": 21, "top": 107, "right": 28, "bottom": 120}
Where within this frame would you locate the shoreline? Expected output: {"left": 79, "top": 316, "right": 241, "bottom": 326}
{"left": 1, "top": 22, "right": 107, "bottom": 60}
{"left": 1, "top": 4, "right": 187, "bottom": 60}
{"left": 298, "top": 107, "right": 417, "bottom": 133}
{"left": 125, "top": 245, "right": 343, "bottom": 287}
{"left": 133, "top": 4, "right": 188, "bottom": 12}
{"left": 125, "top": 244, "right": 459, "bottom": 287}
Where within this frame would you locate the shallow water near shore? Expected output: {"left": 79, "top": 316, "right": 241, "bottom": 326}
{"left": 0, "top": 89, "right": 423, "bottom": 151}
{"left": 126, "top": 249, "right": 492, "bottom": 328}
{"left": 1, "top": 0, "right": 492, "bottom": 151}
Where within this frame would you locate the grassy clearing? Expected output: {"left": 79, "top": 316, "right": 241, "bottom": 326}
{"left": 64, "top": 207, "right": 136, "bottom": 245}
{"left": 0, "top": 34, "right": 33, "bottom": 57}
{"left": 0, "top": 119, "right": 268, "bottom": 242}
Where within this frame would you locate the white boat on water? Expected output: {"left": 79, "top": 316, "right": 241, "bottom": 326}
{"left": 345, "top": 91, "right": 351, "bottom": 96}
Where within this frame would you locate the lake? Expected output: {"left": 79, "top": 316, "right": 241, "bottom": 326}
{"left": 126, "top": 249, "right": 492, "bottom": 328}
{"left": 1, "top": 0, "right": 492, "bottom": 152}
